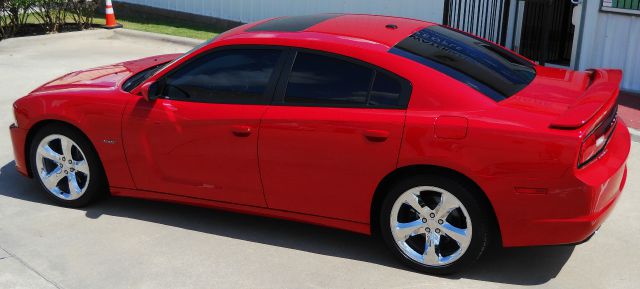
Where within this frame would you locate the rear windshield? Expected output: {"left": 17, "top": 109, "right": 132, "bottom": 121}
{"left": 390, "top": 25, "right": 536, "bottom": 101}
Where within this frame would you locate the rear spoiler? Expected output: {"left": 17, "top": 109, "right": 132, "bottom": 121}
{"left": 549, "top": 69, "right": 623, "bottom": 129}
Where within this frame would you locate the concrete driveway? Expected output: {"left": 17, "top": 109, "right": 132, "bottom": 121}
{"left": 1, "top": 30, "right": 639, "bottom": 289}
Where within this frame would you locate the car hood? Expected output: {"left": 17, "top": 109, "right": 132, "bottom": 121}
{"left": 500, "top": 66, "right": 591, "bottom": 116}
{"left": 30, "top": 53, "right": 182, "bottom": 94}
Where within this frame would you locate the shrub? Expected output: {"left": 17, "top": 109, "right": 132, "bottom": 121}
{"left": 0, "top": 0, "right": 36, "bottom": 39}
{"left": 1, "top": 0, "right": 98, "bottom": 39}
{"left": 32, "top": 0, "right": 68, "bottom": 32}
{"left": 68, "top": 0, "right": 97, "bottom": 30}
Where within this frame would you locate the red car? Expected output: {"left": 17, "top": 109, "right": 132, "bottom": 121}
{"left": 9, "top": 14, "right": 630, "bottom": 274}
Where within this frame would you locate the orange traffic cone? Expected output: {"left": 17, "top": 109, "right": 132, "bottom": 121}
{"left": 102, "top": 0, "right": 123, "bottom": 29}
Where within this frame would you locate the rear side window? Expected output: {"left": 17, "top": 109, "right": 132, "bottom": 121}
{"left": 284, "top": 52, "right": 409, "bottom": 108}
{"left": 370, "top": 71, "right": 404, "bottom": 107}
{"left": 391, "top": 25, "right": 536, "bottom": 101}
{"left": 164, "top": 49, "right": 282, "bottom": 104}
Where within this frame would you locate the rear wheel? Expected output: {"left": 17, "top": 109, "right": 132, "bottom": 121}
{"left": 29, "top": 124, "right": 107, "bottom": 207}
{"left": 380, "top": 174, "right": 491, "bottom": 274}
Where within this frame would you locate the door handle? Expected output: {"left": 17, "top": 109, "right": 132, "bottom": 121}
{"left": 231, "top": 125, "right": 252, "bottom": 137}
{"left": 363, "top": 129, "right": 390, "bottom": 142}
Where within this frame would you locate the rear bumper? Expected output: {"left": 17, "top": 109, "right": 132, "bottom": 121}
{"left": 9, "top": 124, "right": 30, "bottom": 177}
{"left": 502, "top": 119, "right": 630, "bottom": 247}
{"left": 529, "top": 165, "right": 626, "bottom": 245}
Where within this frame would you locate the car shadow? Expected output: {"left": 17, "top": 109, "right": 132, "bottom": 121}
{"left": 0, "top": 161, "right": 574, "bottom": 285}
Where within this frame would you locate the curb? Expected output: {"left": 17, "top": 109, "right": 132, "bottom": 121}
{"left": 0, "top": 29, "right": 114, "bottom": 44}
{"left": 0, "top": 28, "right": 203, "bottom": 48}
{"left": 629, "top": 127, "right": 640, "bottom": 143}
{"left": 112, "top": 29, "right": 202, "bottom": 47}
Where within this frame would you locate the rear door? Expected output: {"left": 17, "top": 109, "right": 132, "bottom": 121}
{"left": 258, "top": 50, "right": 411, "bottom": 223}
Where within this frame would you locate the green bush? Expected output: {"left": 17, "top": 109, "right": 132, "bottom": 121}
{"left": 0, "top": 0, "right": 36, "bottom": 39}
{"left": 32, "top": 0, "right": 68, "bottom": 32}
{"left": 0, "top": 0, "right": 98, "bottom": 39}
{"left": 68, "top": 0, "right": 98, "bottom": 30}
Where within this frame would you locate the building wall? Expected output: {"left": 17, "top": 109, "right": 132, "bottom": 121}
{"left": 578, "top": 1, "right": 640, "bottom": 92}
{"left": 117, "top": 0, "right": 444, "bottom": 24}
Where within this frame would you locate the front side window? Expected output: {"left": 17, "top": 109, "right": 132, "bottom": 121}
{"left": 163, "top": 49, "right": 282, "bottom": 104}
{"left": 284, "top": 52, "right": 408, "bottom": 108}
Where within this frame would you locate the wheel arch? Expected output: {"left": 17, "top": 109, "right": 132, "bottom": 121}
{"left": 370, "top": 164, "right": 502, "bottom": 246}
{"left": 24, "top": 119, "right": 105, "bottom": 181}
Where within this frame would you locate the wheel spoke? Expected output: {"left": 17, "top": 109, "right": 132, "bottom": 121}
{"left": 393, "top": 219, "right": 424, "bottom": 241}
{"left": 423, "top": 233, "right": 440, "bottom": 265}
{"left": 74, "top": 160, "right": 89, "bottom": 174}
{"left": 41, "top": 166, "right": 64, "bottom": 191}
{"left": 38, "top": 144, "right": 61, "bottom": 162}
{"left": 67, "top": 172, "right": 82, "bottom": 195}
{"left": 441, "top": 222, "right": 470, "bottom": 245}
{"left": 399, "top": 192, "right": 424, "bottom": 214}
{"left": 434, "top": 193, "right": 459, "bottom": 220}
{"left": 60, "top": 137, "right": 74, "bottom": 160}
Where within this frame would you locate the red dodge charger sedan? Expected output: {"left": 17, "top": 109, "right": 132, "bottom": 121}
{"left": 9, "top": 14, "right": 630, "bottom": 274}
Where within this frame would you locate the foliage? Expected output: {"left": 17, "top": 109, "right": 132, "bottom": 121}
{"left": 32, "top": 0, "right": 68, "bottom": 32}
{"left": 0, "top": 0, "right": 36, "bottom": 39}
{"left": 0, "top": 0, "right": 98, "bottom": 39}
{"left": 67, "top": 0, "right": 97, "bottom": 30}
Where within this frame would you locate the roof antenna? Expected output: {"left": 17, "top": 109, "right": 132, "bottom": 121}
{"left": 385, "top": 24, "right": 398, "bottom": 30}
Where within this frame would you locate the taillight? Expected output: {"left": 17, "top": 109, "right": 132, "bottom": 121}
{"left": 578, "top": 108, "right": 617, "bottom": 168}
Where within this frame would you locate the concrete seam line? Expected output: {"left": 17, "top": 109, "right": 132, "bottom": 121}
{"left": 0, "top": 244, "right": 66, "bottom": 289}
{"left": 113, "top": 29, "right": 202, "bottom": 47}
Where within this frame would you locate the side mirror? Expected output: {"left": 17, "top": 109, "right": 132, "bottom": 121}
{"left": 140, "top": 81, "right": 159, "bottom": 101}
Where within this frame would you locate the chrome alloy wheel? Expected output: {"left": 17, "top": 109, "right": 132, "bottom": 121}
{"left": 35, "top": 134, "right": 90, "bottom": 200}
{"left": 390, "top": 186, "right": 472, "bottom": 266}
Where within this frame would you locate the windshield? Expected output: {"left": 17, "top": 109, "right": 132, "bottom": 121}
{"left": 390, "top": 25, "right": 536, "bottom": 101}
{"left": 123, "top": 36, "right": 219, "bottom": 92}
{"left": 122, "top": 64, "right": 166, "bottom": 92}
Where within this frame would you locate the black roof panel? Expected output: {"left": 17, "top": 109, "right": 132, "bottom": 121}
{"left": 246, "top": 14, "right": 340, "bottom": 32}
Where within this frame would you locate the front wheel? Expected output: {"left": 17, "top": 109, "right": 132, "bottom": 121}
{"left": 29, "top": 124, "right": 107, "bottom": 207}
{"left": 380, "top": 174, "right": 491, "bottom": 275}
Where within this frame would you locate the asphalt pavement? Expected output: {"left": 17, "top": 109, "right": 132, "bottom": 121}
{"left": 0, "top": 29, "right": 639, "bottom": 289}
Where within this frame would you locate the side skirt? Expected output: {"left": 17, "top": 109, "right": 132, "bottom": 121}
{"left": 110, "top": 187, "right": 371, "bottom": 235}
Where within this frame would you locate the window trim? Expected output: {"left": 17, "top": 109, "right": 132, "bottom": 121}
{"left": 156, "top": 45, "right": 290, "bottom": 105}
{"left": 272, "top": 48, "right": 412, "bottom": 110}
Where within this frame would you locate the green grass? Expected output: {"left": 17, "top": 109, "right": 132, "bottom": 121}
{"left": 93, "top": 14, "right": 221, "bottom": 40}
{"left": 4, "top": 12, "right": 220, "bottom": 40}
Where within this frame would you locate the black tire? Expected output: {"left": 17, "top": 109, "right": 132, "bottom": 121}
{"left": 379, "top": 174, "right": 491, "bottom": 275}
{"left": 29, "top": 123, "right": 108, "bottom": 207}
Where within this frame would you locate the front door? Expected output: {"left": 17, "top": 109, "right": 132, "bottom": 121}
{"left": 123, "top": 48, "right": 284, "bottom": 206}
{"left": 259, "top": 51, "right": 411, "bottom": 223}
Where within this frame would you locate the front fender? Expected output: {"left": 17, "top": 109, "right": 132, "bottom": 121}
{"left": 14, "top": 89, "right": 136, "bottom": 189}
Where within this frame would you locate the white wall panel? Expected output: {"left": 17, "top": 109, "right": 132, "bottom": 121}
{"left": 588, "top": 13, "right": 640, "bottom": 92}
{"left": 116, "top": 0, "right": 445, "bottom": 23}
{"left": 579, "top": 2, "right": 640, "bottom": 92}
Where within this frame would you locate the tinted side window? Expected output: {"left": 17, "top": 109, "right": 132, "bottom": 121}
{"left": 285, "top": 52, "right": 373, "bottom": 106}
{"left": 164, "top": 49, "right": 281, "bottom": 104}
{"left": 369, "top": 71, "right": 403, "bottom": 107}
